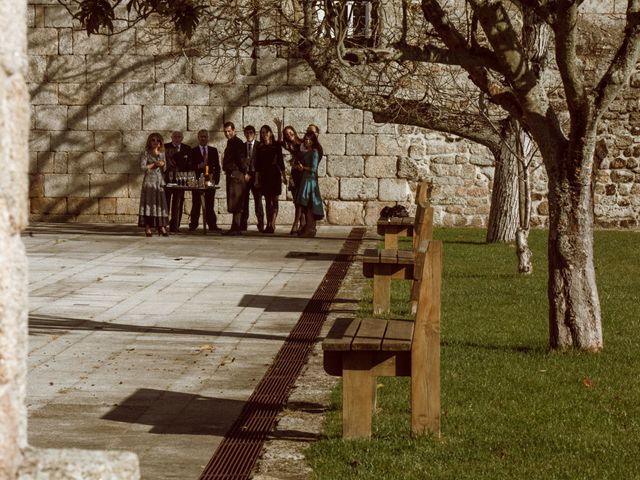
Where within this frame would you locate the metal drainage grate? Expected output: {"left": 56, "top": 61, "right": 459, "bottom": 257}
{"left": 198, "top": 227, "right": 366, "bottom": 480}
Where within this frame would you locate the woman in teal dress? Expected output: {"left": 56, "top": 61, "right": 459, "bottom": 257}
{"left": 295, "top": 132, "right": 324, "bottom": 237}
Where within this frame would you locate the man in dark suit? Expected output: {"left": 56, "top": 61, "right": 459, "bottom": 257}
{"left": 188, "top": 129, "right": 221, "bottom": 232}
{"left": 164, "top": 131, "right": 191, "bottom": 233}
{"left": 241, "top": 125, "right": 265, "bottom": 232}
{"left": 222, "top": 121, "right": 248, "bottom": 235}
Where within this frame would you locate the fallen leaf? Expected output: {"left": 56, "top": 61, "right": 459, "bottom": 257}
{"left": 583, "top": 377, "right": 593, "bottom": 388}
{"left": 198, "top": 344, "right": 215, "bottom": 353}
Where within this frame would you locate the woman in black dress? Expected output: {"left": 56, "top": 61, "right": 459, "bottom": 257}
{"left": 281, "top": 125, "right": 305, "bottom": 235}
{"left": 255, "top": 125, "right": 286, "bottom": 233}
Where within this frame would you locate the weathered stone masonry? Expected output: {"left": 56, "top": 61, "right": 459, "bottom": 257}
{"left": 27, "top": 0, "right": 639, "bottom": 229}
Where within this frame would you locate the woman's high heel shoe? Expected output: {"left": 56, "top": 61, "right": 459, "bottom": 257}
{"left": 145, "top": 229, "right": 152, "bottom": 237}
{"left": 158, "top": 227, "right": 168, "bottom": 237}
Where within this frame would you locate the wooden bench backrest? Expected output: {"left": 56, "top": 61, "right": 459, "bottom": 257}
{"left": 411, "top": 238, "right": 442, "bottom": 435}
{"left": 413, "top": 182, "right": 434, "bottom": 250}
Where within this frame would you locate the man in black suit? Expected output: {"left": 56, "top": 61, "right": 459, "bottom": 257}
{"left": 164, "top": 131, "right": 191, "bottom": 233}
{"left": 241, "top": 125, "right": 265, "bottom": 232}
{"left": 188, "top": 129, "right": 221, "bottom": 232}
{"left": 222, "top": 121, "right": 248, "bottom": 235}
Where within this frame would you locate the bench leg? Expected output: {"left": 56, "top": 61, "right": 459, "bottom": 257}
{"left": 342, "top": 353, "right": 376, "bottom": 439}
{"left": 373, "top": 270, "right": 391, "bottom": 314}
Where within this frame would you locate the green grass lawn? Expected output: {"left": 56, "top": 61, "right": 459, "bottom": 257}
{"left": 306, "top": 228, "right": 640, "bottom": 479}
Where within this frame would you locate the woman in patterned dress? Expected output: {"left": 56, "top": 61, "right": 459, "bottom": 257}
{"left": 280, "top": 125, "right": 306, "bottom": 235}
{"left": 138, "top": 132, "right": 169, "bottom": 237}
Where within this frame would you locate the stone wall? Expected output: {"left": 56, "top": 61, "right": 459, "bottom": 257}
{"left": 26, "top": 0, "right": 639, "bottom": 229}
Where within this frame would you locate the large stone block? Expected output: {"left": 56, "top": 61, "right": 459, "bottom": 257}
{"left": 267, "top": 86, "right": 310, "bottom": 107}
{"left": 346, "top": 134, "right": 376, "bottom": 156}
{"left": 29, "top": 174, "right": 44, "bottom": 197}
{"left": 155, "top": 55, "right": 193, "bottom": 83}
{"left": 116, "top": 197, "right": 140, "bottom": 215}
{"left": 90, "top": 173, "right": 132, "bottom": 198}
{"left": 222, "top": 107, "right": 243, "bottom": 132}
{"left": 104, "top": 152, "right": 142, "bottom": 174}
{"left": 326, "top": 155, "right": 364, "bottom": 177}
{"left": 243, "top": 106, "right": 283, "bottom": 131}
{"left": 73, "top": 30, "right": 109, "bottom": 54}
{"left": 29, "top": 82, "right": 58, "bottom": 105}
{"left": 30, "top": 196, "right": 67, "bottom": 215}
{"left": 99, "top": 197, "right": 117, "bottom": 214}
{"left": 28, "top": 28, "right": 58, "bottom": 54}
{"left": 86, "top": 55, "right": 155, "bottom": 83}
{"left": 248, "top": 85, "right": 268, "bottom": 106}
{"left": 89, "top": 105, "right": 142, "bottom": 131}
{"left": 365, "top": 156, "right": 397, "bottom": 178}
{"left": 379, "top": 178, "right": 411, "bottom": 201}
{"left": 94, "top": 131, "right": 123, "bottom": 152}
{"left": 28, "top": 55, "right": 47, "bottom": 83}
{"left": 326, "top": 200, "right": 364, "bottom": 225}
{"left": 68, "top": 151, "right": 104, "bottom": 174}
{"left": 362, "top": 111, "right": 397, "bottom": 134}
{"left": 30, "top": 132, "right": 51, "bottom": 153}
{"left": 124, "top": 83, "right": 165, "bottom": 105}
{"left": 58, "top": 83, "right": 100, "bottom": 105}
{"left": 166, "top": 83, "right": 210, "bottom": 106}
{"left": 54, "top": 152, "right": 68, "bottom": 173}
{"left": 47, "top": 55, "right": 86, "bottom": 83}
{"left": 283, "top": 108, "right": 327, "bottom": 134}
{"left": 142, "top": 106, "right": 186, "bottom": 131}
{"left": 135, "top": 27, "right": 173, "bottom": 55}
{"left": 287, "top": 58, "right": 317, "bottom": 85}
{"left": 193, "top": 58, "right": 235, "bottom": 84}
{"left": 309, "top": 86, "right": 348, "bottom": 108}
{"left": 376, "top": 134, "right": 407, "bottom": 156}
{"left": 58, "top": 28, "right": 72, "bottom": 54}
{"left": 68, "top": 106, "right": 88, "bottom": 130}
{"left": 44, "top": 173, "right": 90, "bottom": 197}
{"left": 35, "top": 105, "right": 67, "bottom": 130}
{"left": 211, "top": 85, "right": 249, "bottom": 106}
{"left": 256, "top": 57, "right": 288, "bottom": 86}
{"left": 37, "top": 151, "right": 55, "bottom": 173}
{"left": 68, "top": 196, "right": 99, "bottom": 215}
{"left": 100, "top": 83, "right": 124, "bottom": 105}
{"left": 50, "top": 130, "right": 94, "bottom": 152}
{"left": 327, "top": 108, "right": 363, "bottom": 134}
{"left": 318, "top": 176, "right": 339, "bottom": 200}
{"left": 188, "top": 106, "right": 225, "bottom": 132}
{"left": 43, "top": 5, "right": 74, "bottom": 27}
{"left": 339, "top": 178, "right": 378, "bottom": 200}
{"left": 319, "top": 133, "right": 346, "bottom": 156}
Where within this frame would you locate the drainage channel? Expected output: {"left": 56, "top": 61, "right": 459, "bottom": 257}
{"left": 198, "top": 227, "right": 366, "bottom": 480}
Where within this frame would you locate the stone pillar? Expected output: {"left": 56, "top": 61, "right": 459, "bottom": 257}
{"left": 0, "top": 1, "right": 30, "bottom": 477}
{"left": 1, "top": 3, "right": 140, "bottom": 478}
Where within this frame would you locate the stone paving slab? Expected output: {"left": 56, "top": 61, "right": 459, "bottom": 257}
{"left": 24, "top": 223, "right": 354, "bottom": 480}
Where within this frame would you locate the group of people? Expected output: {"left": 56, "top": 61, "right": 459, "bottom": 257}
{"left": 137, "top": 122, "right": 324, "bottom": 237}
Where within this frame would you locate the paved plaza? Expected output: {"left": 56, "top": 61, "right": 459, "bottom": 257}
{"left": 24, "top": 223, "right": 356, "bottom": 479}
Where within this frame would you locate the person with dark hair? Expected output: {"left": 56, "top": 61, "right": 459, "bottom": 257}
{"left": 255, "top": 124, "right": 286, "bottom": 233}
{"left": 222, "top": 121, "right": 249, "bottom": 235}
{"left": 295, "top": 132, "right": 324, "bottom": 237}
{"left": 164, "top": 130, "right": 190, "bottom": 232}
{"left": 281, "top": 125, "right": 306, "bottom": 235}
{"left": 138, "top": 132, "right": 169, "bottom": 237}
{"left": 305, "top": 124, "right": 324, "bottom": 160}
{"left": 241, "top": 125, "right": 265, "bottom": 232}
{"left": 188, "top": 129, "right": 221, "bottom": 232}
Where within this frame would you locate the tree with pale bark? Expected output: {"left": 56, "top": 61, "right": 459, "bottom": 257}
{"left": 66, "top": 0, "right": 640, "bottom": 351}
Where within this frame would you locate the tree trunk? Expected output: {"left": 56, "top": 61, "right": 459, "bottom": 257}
{"left": 486, "top": 121, "right": 519, "bottom": 243}
{"left": 546, "top": 146, "right": 602, "bottom": 351}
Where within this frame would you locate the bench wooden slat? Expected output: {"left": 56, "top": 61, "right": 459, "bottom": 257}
{"left": 396, "top": 250, "right": 415, "bottom": 266}
{"left": 351, "top": 318, "right": 387, "bottom": 351}
{"left": 381, "top": 320, "right": 414, "bottom": 351}
{"left": 323, "top": 317, "right": 361, "bottom": 351}
{"left": 379, "top": 249, "right": 398, "bottom": 264}
{"left": 362, "top": 248, "right": 380, "bottom": 263}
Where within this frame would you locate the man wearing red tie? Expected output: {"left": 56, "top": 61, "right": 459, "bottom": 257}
{"left": 188, "top": 129, "right": 221, "bottom": 232}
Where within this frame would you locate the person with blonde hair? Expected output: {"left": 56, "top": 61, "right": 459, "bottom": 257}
{"left": 138, "top": 132, "right": 169, "bottom": 237}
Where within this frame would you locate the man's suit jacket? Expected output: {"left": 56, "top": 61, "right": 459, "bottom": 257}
{"left": 223, "top": 135, "right": 248, "bottom": 213}
{"left": 189, "top": 144, "right": 221, "bottom": 184}
{"left": 163, "top": 142, "right": 190, "bottom": 183}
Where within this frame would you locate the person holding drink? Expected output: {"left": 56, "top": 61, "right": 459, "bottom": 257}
{"left": 138, "top": 132, "right": 169, "bottom": 237}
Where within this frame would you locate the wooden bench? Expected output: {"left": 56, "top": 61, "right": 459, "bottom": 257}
{"left": 364, "top": 183, "right": 434, "bottom": 314}
{"left": 376, "top": 182, "right": 433, "bottom": 249}
{"left": 323, "top": 240, "right": 442, "bottom": 439}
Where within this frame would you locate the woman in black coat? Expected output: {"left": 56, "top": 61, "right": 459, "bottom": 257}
{"left": 255, "top": 125, "right": 286, "bottom": 233}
